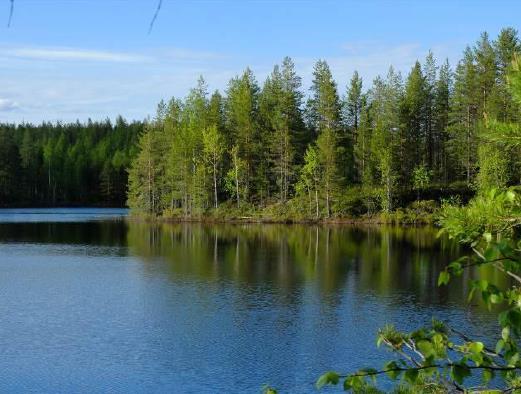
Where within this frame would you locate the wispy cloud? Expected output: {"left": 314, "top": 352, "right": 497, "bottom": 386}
{"left": 293, "top": 41, "right": 461, "bottom": 91}
{"left": 161, "top": 48, "right": 226, "bottom": 62}
{"left": 0, "top": 98, "right": 19, "bottom": 111}
{"left": 1, "top": 47, "right": 151, "bottom": 63}
{"left": 0, "top": 41, "right": 461, "bottom": 123}
{"left": 0, "top": 45, "right": 229, "bottom": 65}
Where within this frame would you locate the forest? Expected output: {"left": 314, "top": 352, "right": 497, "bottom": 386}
{"left": 0, "top": 28, "right": 519, "bottom": 219}
{"left": 127, "top": 27, "right": 521, "bottom": 221}
{"left": 0, "top": 117, "right": 142, "bottom": 206}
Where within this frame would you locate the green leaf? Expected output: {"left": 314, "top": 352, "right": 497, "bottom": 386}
{"left": 496, "top": 339, "right": 505, "bottom": 354}
{"left": 482, "top": 369, "right": 494, "bottom": 384}
{"left": 469, "top": 342, "right": 484, "bottom": 354}
{"left": 438, "top": 271, "right": 450, "bottom": 286}
{"left": 417, "top": 340, "right": 434, "bottom": 358}
{"left": 360, "top": 368, "right": 377, "bottom": 375}
{"left": 451, "top": 364, "right": 471, "bottom": 384}
{"left": 477, "top": 280, "right": 488, "bottom": 291}
{"left": 507, "top": 352, "right": 519, "bottom": 367}
{"left": 404, "top": 368, "right": 419, "bottom": 383}
{"left": 384, "top": 361, "right": 401, "bottom": 380}
{"left": 344, "top": 375, "right": 364, "bottom": 391}
{"left": 502, "top": 327, "right": 510, "bottom": 341}
{"left": 490, "top": 293, "right": 503, "bottom": 304}
{"left": 483, "top": 232, "right": 492, "bottom": 243}
{"left": 484, "top": 246, "right": 497, "bottom": 261}
{"left": 448, "top": 261, "right": 463, "bottom": 276}
{"left": 316, "top": 371, "right": 339, "bottom": 389}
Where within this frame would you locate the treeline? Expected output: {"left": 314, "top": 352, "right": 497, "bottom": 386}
{"left": 128, "top": 28, "right": 521, "bottom": 219}
{"left": 0, "top": 117, "right": 143, "bottom": 206}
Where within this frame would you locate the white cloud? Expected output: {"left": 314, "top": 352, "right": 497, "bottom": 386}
{"left": 0, "top": 98, "right": 19, "bottom": 111}
{"left": 0, "top": 41, "right": 463, "bottom": 123}
{"left": 293, "top": 41, "right": 461, "bottom": 92}
{"left": 2, "top": 47, "right": 151, "bottom": 63}
{"left": 160, "top": 48, "right": 226, "bottom": 62}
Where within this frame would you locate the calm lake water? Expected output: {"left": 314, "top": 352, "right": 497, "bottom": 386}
{"left": 0, "top": 209, "right": 499, "bottom": 393}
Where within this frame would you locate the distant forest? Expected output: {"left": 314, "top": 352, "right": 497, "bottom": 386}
{"left": 0, "top": 117, "right": 143, "bottom": 206}
{"left": 1, "top": 28, "right": 519, "bottom": 215}
{"left": 127, "top": 28, "right": 521, "bottom": 219}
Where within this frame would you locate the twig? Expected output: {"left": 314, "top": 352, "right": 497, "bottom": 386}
{"left": 148, "top": 0, "right": 162, "bottom": 34}
{"left": 7, "top": 0, "right": 14, "bottom": 27}
{"left": 449, "top": 326, "right": 502, "bottom": 359}
{"left": 495, "top": 261, "right": 521, "bottom": 284}
{"left": 342, "top": 363, "right": 521, "bottom": 378}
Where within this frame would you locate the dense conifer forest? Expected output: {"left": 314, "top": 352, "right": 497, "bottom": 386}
{"left": 1, "top": 28, "right": 519, "bottom": 218}
{"left": 0, "top": 117, "right": 142, "bottom": 206}
{"left": 128, "top": 28, "right": 521, "bottom": 220}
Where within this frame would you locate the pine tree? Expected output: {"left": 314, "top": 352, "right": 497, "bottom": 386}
{"left": 423, "top": 51, "right": 437, "bottom": 172}
{"left": 345, "top": 71, "right": 363, "bottom": 183}
{"left": 401, "top": 61, "right": 427, "bottom": 183}
{"left": 127, "top": 123, "right": 164, "bottom": 215}
{"left": 494, "top": 28, "right": 520, "bottom": 121}
{"left": 259, "top": 57, "right": 304, "bottom": 203}
{"left": 370, "top": 69, "right": 403, "bottom": 212}
{"left": 474, "top": 32, "right": 498, "bottom": 116}
{"left": 307, "top": 60, "right": 343, "bottom": 217}
{"left": 225, "top": 69, "right": 260, "bottom": 204}
{"left": 448, "top": 47, "right": 480, "bottom": 184}
{"left": 434, "top": 59, "right": 452, "bottom": 183}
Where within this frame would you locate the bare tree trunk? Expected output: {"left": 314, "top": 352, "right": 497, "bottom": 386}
{"left": 235, "top": 159, "right": 240, "bottom": 209}
{"left": 325, "top": 179, "right": 330, "bottom": 218}
{"left": 148, "top": 156, "right": 152, "bottom": 214}
{"left": 466, "top": 105, "right": 471, "bottom": 185}
{"left": 213, "top": 160, "right": 218, "bottom": 209}
{"left": 315, "top": 186, "right": 319, "bottom": 219}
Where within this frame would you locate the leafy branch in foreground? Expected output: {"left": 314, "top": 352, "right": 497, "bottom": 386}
{"left": 316, "top": 188, "right": 521, "bottom": 393}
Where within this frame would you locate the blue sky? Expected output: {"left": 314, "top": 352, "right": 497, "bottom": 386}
{"left": 1, "top": 0, "right": 520, "bottom": 123}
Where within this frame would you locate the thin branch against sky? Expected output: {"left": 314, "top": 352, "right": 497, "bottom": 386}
{"left": 7, "top": 0, "right": 163, "bottom": 32}
{"left": 148, "top": 0, "right": 162, "bottom": 34}
{"left": 7, "top": 0, "right": 14, "bottom": 27}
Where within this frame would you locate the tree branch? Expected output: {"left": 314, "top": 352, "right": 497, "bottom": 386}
{"left": 343, "top": 363, "right": 521, "bottom": 378}
{"left": 7, "top": 0, "right": 14, "bottom": 27}
{"left": 148, "top": 0, "right": 162, "bottom": 34}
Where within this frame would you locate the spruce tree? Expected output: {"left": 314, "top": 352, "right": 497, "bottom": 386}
{"left": 308, "top": 60, "right": 343, "bottom": 217}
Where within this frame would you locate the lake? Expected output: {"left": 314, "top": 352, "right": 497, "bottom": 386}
{"left": 0, "top": 209, "right": 499, "bottom": 393}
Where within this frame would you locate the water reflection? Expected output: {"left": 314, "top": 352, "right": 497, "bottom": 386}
{"left": 0, "top": 218, "right": 502, "bottom": 393}
{"left": 127, "top": 223, "right": 486, "bottom": 308}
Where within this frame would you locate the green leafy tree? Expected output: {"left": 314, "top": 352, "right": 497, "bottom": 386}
{"left": 412, "top": 164, "right": 431, "bottom": 200}
{"left": 296, "top": 145, "right": 320, "bottom": 218}
{"left": 202, "top": 125, "right": 225, "bottom": 209}
{"left": 127, "top": 123, "right": 164, "bottom": 215}
{"left": 315, "top": 54, "right": 521, "bottom": 394}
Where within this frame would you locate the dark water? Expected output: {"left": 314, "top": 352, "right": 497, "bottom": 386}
{"left": 0, "top": 209, "right": 499, "bottom": 393}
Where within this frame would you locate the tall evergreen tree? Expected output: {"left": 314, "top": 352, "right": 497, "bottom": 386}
{"left": 434, "top": 59, "right": 452, "bottom": 183}
{"left": 401, "top": 61, "right": 427, "bottom": 183}
{"left": 225, "top": 69, "right": 260, "bottom": 204}
{"left": 448, "top": 47, "right": 480, "bottom": 184}
{"left": 345, "top": 71, "right": 363, "bottom": 183}
{"left": 308, "top": 60, "right": 343, "bottom": 217}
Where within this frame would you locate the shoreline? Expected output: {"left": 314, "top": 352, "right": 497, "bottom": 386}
{"left": 125, "top": 213, "right": 436, "bottom": 226}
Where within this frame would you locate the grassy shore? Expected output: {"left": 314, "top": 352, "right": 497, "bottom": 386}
{"left": 128, "top": 200, "right": 438, "bottom": 226}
